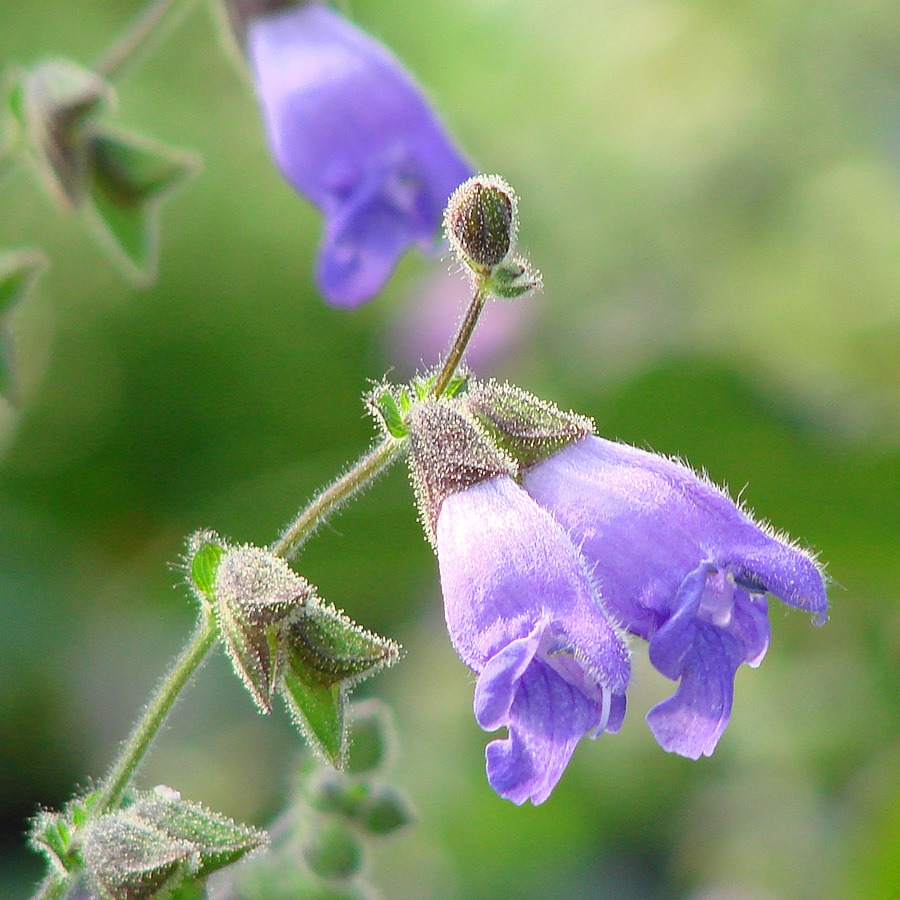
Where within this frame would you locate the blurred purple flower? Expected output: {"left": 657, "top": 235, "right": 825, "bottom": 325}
{"left": 436, "top": 474, "right": 630, "bottom": 805}
{"left": 523, "top": 436, "right": 828, "bottom": 759}
{"left": 248, "top": 3, "right": 473, "bottom": 306}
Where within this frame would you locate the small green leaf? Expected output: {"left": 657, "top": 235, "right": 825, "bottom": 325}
{"left": 302, "top": 819, "right": 363, "bottom": 882}
{"left": 84, "top": 128, "right": 200, "bottom": 285}
{"left": 282, "top": 663, "right": 345, "bottom": 767}
{"left": 217, "top": 597, "right": 282, "bottom": 713}
{"left": 189, "top": 540, "right": 225, "bottom": 600}
{"left": 28, "top": 811, "right": 72, "bottom": 874}
{"left": 465, "top": 379, "right": 594, "bottom": 467}
{"left": 372, "top": 387, "right": 407, "bottom": 438}
{"left": 441, "top": 373, "right": 469, "bottom": 400}
{"left": 486, "top": 255, "right": 542, "bottom": 299}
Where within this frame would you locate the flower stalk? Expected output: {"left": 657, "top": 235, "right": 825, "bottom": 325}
{"left": 95, "top": 0, "right": 197, "bottom": 79}
{"left": 91, "top": 610, "right": 218, "bottom": 817}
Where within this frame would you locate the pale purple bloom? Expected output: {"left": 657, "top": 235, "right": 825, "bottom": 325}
{"left": 436, "top": 474, "right": 630, "bottom": 805}
{"left": 523, "top": 436, "right": 828, "bottom": 759}
{"left": 248, "top": 4, "right": 473, "bottom": 306}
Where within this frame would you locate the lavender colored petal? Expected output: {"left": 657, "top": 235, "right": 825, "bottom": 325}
{"left": 728, "top": 542, "right": 827, "bottom": 625}
{"left": 248, "top": 5, "right": 472, "bottom": 306}
{"left": 646, "top": 622, "right": 744, "bottom": 759}
{"left": 436, "top": 476, "right": 630, "bottom": 691}
{"left": 731, "top": 591, "right": 770, "bottom": 667}
{"left": 646, "top": 563, "right": 710, "bottom": 680}
{"left": 474, "top": 622, "right": 543, "bottom": 731}
{"left": 485, "top": 659, "right": 602, "bottom": 805}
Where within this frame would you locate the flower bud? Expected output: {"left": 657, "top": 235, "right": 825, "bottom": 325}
{"left": 444, "top": 175, "right": 517, "bottom": 273}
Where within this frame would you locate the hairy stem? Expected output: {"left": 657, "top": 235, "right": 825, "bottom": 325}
{"left": 95, "top": 0, "right": 197, "bottom": 80}
{"left": 91, "top": 610, "right": 218, "bottom": 817}
{"left": 431, "top": 281, "right": 488, "bottom": 398}
{"left": 272, "top": 437, "right": 404, "bottom": 560}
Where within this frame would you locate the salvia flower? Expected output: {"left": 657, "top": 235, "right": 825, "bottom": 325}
{"left": 247, "top": 3, "right": 473, "bottom": 306}
{"left": 522, "top": 435, "right": 828, "bottom": 759}
{"left": 408, "top": 402, "right": 630, "bottom": 804}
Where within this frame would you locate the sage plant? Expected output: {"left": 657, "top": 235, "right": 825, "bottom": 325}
{"left": 1, "top": 1, "right": 829, "bottom": 897}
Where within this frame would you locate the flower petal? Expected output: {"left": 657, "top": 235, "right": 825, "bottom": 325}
{"left": 729, "top": 541, "right": 827, "bottom": 625}
{"left": 474, "top": 622, "right": 544, "bottom": 731}
{"left": 731, "top": 590, "right": 770, "bottom": 667}
{"left": 646, "top": 562, "right": 712, "bottom": 680}
{"left": 646, "top": 622, "right": 744, "bottom": 758}
{"left": 436, "top": 476, "right": 629, "bottom": 690}
{"left": 485, "top": 659, "right": 601, "bottom": 805}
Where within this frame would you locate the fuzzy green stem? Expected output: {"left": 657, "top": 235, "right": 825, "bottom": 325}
{"left": 95, "top": 0, "right": 197, "bottom": 80}
{"left": 431, "top": 281, "right": 488, "bottom": 398}
{"left": 91, "top": 610, "right": 218, "bottom": 816}
{"left": 272, "top": 437, "right": 404, "bottom": 560}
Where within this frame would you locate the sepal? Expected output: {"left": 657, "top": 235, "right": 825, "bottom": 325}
{"left": 280, "top": 600, "right": 400, "bottom": 768}
{"left": 7, "top": 58, "right": 199, "bottom": 284}
{"left": 465, "top": 380, "right": 594, "bottom": 468}
{"left": 80, "top": 786, "right": 267, "bottom": 899}
{"left": 84, "top": 128, "right": 200, "bottom": 285}
{"left": 406, "top": 399, "right": 515, "bottom": 545}
{"left": 186, "top": 531, "right": 312, "bottom": 713}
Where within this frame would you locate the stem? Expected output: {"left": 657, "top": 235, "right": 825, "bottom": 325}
{"left": 95, "top": 0, "right": 196, "bottom": 80}
{"left": 91, "top": 611, "right": 218, "bottom": 817}
{"left": 431, "top": 281, "right": 488, "bottom": 398}
{"left": 272, "top": 437, "right": 403, "bottom": 560}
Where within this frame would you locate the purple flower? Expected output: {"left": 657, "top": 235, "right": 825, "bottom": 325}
{"left": 436, "top": 474, "right": 630, "bottom": 805}
{"left": 522, "top": 435, "right": 828, "bottom": 759}
{"left": 247, "top": 4, "right": 473, "bottom": 306}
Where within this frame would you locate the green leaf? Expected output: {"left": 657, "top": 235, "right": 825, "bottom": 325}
{"left": 371, "top": 387, "right": 407, "bottom": 438}
{"left": 28, "top": 810, "right": 73, "bottom": 874}
{"left": 281, "top": 662, "right": 345, "bottom": 767}
{"left": 217, "top": 596, "right": 283, "bottom": 713}
{"left": 307, "top": 771, "right": 368, "bottom": 819}
{"left": 84, "top": 128, "right": 200, "bottom": 285}
{"left": 464, "top": 379, "right": 594, "bottom": 467}
{"left": 188, "top": 539, "right": 225, "bottom": 600}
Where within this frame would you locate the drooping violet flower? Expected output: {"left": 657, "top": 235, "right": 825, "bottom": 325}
{"left": 406, "top": 400, "right": 630, "bottom": 804}
{"left": 437, "top": 476, "right": 631, "bottom": 804}
{"left": 247, "top": 3, "right": 473, "bottom": 306}
{"left": 522, "top": 435, "right": 828, "bottom": 759}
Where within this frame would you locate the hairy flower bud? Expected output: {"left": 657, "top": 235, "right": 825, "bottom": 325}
{"left": 445, "top": 174, "right": 517, "bottom": 273}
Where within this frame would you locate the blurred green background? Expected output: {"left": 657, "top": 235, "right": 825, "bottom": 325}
{"left": 1, "top": 0, "right": 898, "bottom": 897}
